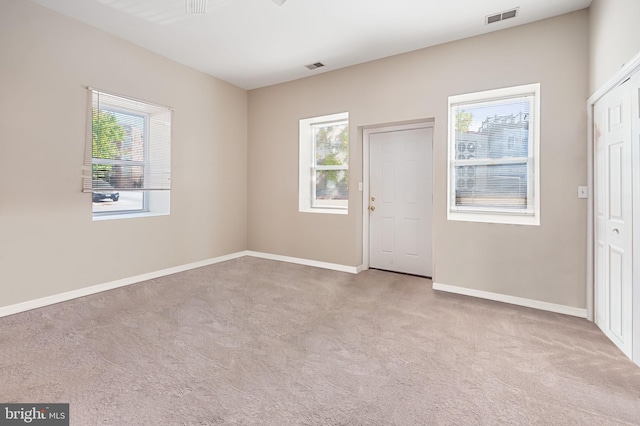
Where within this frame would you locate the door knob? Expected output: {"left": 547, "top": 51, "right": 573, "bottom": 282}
{"left": 612, "top": 228, "right": 620, "bottom": 234}
{"left": 369, "top": 206, "right": 376, "bottom": 211}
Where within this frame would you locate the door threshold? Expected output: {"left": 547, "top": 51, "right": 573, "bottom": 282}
{"left": 369, "top": 268, "right": 431, "bottom": 280}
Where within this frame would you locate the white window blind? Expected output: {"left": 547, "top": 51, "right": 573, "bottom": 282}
{"left": 448, "top": 84, "right": 540, "bottom": 225}
{"left": 82, "top": 89, "right": 172, "bottom": 193}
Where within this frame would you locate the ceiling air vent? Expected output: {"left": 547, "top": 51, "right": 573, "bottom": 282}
{"left": 305, "top": 62, "right": 325, "bottom": 70}
{"left": 186, "top": 0, "right": 207, "bottom": 14}
{"left": 486, "top": 7, "right": 519, "bottom": 25}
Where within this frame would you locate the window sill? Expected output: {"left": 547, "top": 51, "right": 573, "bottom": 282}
{"left": 93, "top": 211, "right": 169, "bottom": 221}
{"left": 448, "top": 210, "right": 539, "bottom": 226}
{"left": 299, "top": 208, "right": 348, "bottom": 215}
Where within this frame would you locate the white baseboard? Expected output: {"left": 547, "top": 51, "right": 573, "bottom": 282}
{"left": 1, "top": 252, "right": 588, "bottom": 320}
{"left": 245, "top": 251, "right": 359, "bottom": 274}
{"left": 0, "top": 251, "right": 248, "bottom": 319}
{"left": 432, "top": 282, "right": 588, "bottom": 318}
{"left": 0, "top": 251, "right": 361, "bottom": 318}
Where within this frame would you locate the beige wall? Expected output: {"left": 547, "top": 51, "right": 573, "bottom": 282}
{"left": 0, "top": 2, "right": 591, "bottom": 312}
{"left": 590, "top": 0, "right": 640, "bottom": 94}
{"left": 0, "top": 0, "right": 248, "bottom": 308}
{"left": 248, "top": 11, "right": 589, "bottom": 308}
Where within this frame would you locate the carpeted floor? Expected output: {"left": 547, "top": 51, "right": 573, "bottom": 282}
{"left": 1, "top": 256, "right": 639, "bottom": 425}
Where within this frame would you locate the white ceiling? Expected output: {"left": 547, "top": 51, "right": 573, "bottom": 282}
{"left": 28, "top": 0, "right": 592, "bottom": 90}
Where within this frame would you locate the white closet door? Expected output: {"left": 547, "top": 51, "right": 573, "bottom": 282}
{"left": 594, "top": 80, "right": 633, "bottom": 358}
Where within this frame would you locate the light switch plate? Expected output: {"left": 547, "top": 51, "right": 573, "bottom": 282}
{"left": 578, "top": 186, "right": 588, "bottom": 198}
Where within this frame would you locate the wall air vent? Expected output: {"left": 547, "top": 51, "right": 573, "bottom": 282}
{"left": 305, "top": 62, "right": 325, "bottom": 70}
{"left": 486, "top": 7, "right": 519, "bottom": 25}
{"left": 186, "top": 0, "right": 207, "bottom": 14}
{"left": 487, "top": 13, "right": 502, "bottom": 24}
{"left": 501, "top": 9, "right": 518, "bottom": 20}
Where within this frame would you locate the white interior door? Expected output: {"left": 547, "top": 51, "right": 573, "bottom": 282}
{"left": 594, "top": 81, "right": 633, "bottom": 358}
{"left": 369, "top": 126, "right": 432, "bottom": 277}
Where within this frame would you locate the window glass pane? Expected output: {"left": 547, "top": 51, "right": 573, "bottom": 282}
{"left": 315, "top": 169, "right": 348, "bottom": 203}
{"left": 93, "top": 109, "right": 145, "bottom": 161}
{"left": 92, "top": 164, "right": 145, "bottom": 190}
{"left": 314, "top": 121, "right": 348, "bottom": 167}
{"left": 92, "top": 107, "right": 147, "bottom": 214}
{"left": 92, "top": 190, "right": 144, "bottom": 213}
{"left": 454, "top": 96, "right": 530, "bottom": 161}
{"left": 455, "top": 163, "right": 529, "bottom": 210}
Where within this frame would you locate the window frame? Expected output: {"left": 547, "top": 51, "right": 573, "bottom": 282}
{"left": 447, "top": 83, "right": 541, "bottom": 226}
{"left": 299, "top": 112, "right": 349, "bottom": 214}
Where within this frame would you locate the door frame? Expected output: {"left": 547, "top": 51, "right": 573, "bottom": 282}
{"left": 587, "top": 50, "right": 640, "bottom": 365}
{"left": 362, "top": 120, "right": 434, "bottom": 272}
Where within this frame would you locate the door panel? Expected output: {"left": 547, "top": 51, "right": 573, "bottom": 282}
{"left": 596, "top": 241, "right": 605, "bottom": 326}
{"left": 608, "top": 246, "right": 623, "bottom": 338}
{"left": 404, "top": 219, "right": 419, "bottom": 256}
{"left": 608, "top": 143, "right": 623, "bottom": 219}
{"left": 382, "top": 162, "right": 394, "bottom": 202}
{"left": 369, "top": 126, "right": 432, "bottom": 277}
{"left": 381, "top": 218, "right": 394, "bottom": 253}
{"left": 404, "top": 161, "right": 419, "bottom": 204}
